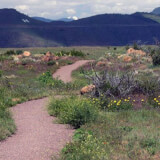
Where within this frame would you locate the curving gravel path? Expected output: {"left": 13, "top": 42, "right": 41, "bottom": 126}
{"left": 0, "top": 60, "right": 91, "bottom": 160}
{"left": 0, "top": 98, "right": 73, "bottom": 160}
{"left": 53, "top": 60, "right": 92, "bottom": 83}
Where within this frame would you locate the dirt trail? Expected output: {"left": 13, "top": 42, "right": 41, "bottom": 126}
{"left": 0, "top": 98, "right": 73, "bottom": 160}
{"left": 0, "top": 60, "right": 91, "bottom": 160}
{"left": 53, "top": 60, "right": 92, "bottom": 83}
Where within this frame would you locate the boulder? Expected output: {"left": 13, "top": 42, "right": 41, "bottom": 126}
{"left": 12, "top": 98, "right": 21, "bottom": 102}
{"left": 123, "top": 55, "right": 133, "bottom": 62}
{"left": 23, "top": 51, "right": 31, "bottom": 57}
{"left": 46, "top": 51, "right": 52, "bottom": 57}
{"left": 42, "top": 56, "right": 50, "bottom": 62}
{"left": 80, "top": 85, "right": 95, "bottom": 95}
{"left": 127, "top": 48, "right": 146, "bottom": 56}
{"left": 53, "top": 56, "right": 59, "bottom": 61}
{"left": 96, "top": 61, "right": 106, "bottom": 66}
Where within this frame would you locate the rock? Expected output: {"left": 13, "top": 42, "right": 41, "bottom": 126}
{"left": 118, "top": 55, "right": 124, "bottom": 59}
{"left": 23, "top": 51, "right": 31, "bottom": 57}
{"left": 123, "top": 55, "right": 133, "bottom": 62}
{"left": 80, "top": 85, "right": 96, "bottom": 95}
{"left": 96, "top": 61, "right": 106, "bottom": 66}
{"left": 42, "top": 56, "right": 50, "bottom": 62}
{"left": 56, "top": 62, "right": 59, "bottom": 66}
{"left": 127, "top": 48, "right": 146, "bottom": 56}
{"left": 46, "top": 51, "right": 52, "bottom": 57}
{"left": 6, "top": 75, "right": 17, "bottom": 79}
{"left": 12, "top": 98, "right": 21, "bottom": 102}
{"left": 53, "top": 56, "right": 59, "bottom": 61}
{"left": 18, "top": 55, "right": 23, "bottom": 58}
{"left": 12, "top": 55, "right": 20, "bottom": 62}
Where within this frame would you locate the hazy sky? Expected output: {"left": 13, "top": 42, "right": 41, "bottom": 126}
{"left": 1, "top": 0, "right": 160, "bottom": 19}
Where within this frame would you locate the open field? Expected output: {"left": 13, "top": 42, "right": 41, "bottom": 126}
{"left": 0, "top": 45, "right": 160, "bottom": 159}
{"left": 0, "top": 46, "right": 128, "bottom": 59}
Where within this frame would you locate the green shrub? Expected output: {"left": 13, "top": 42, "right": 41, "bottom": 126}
{"left": 48, "top": 97, "right": 98, "bottom": 128}
{"left": 140, "top": 138, "right": 157, "bottom": 155}
{"left": 15, "top": 50, "right": 23, "bottom": 55}
{"left": 133, "top": 42, "right": 140, "bottom": 50}
{"left": 107, "top": 99, "right": 133, "bottom": 111}
{"left": 125, "top": 45, "right": 130, "bottom": 50}
{"left": 0, "top": 55, "right": 12, "bottom": 62}
{"left": 139, "top": 77, "right": 160, "bottom": 96}
{"left": 149, "top": 43, "right": 160, "bottom": 66}
{"left": 60, "top": 131, "right": 109, "bottom": 160}
{"left": 47, "top": 61, "right": 56, "bottom": 66}
{"left": 0, "top": 88, "right": 16, "bottom": 141}
{"left": 89, "top": 71, "right": 139, "bottom": 98}
{"left": 4, "top": 50, "right": 15, "bottom": 56}
{"left": 151, "top": 49, "right": 160, "bottom": 66}
{"left": 148, "top": 96, "right": 160, "bottom": 108}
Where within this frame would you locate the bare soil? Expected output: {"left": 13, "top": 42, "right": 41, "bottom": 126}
{"left": 53, "top": 60, "right": 93, "bottom": 83}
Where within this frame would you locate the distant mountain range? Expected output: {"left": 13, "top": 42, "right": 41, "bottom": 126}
{"left": 32, "top": 17, "right": 53, "bottom": 22}
{"left": 0, "top": 8, "right": 160, "bottom": 47}
{"left": 32, "top": 16, "right": 78, "bottom": 22}
{"left": 152, "top": 7, "right": 160, "bottom": 15}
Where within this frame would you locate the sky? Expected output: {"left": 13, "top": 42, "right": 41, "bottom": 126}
{"left": 0, "top": 0, "right": 160, "bottom": 19}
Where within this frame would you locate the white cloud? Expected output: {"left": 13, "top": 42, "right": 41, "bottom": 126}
{"left": 40, "top": 12, "right": 50, "bottom": 17}
{"left": 66, "top": 9, "right": 76, "bottom": 15}
{"left": 15, "top": 5, "right": 29, "bottom": 11}
{"left": 0, "top": 0, "right": 160, "bottom": 19}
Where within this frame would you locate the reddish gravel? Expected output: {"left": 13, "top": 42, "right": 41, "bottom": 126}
{"left": 0, "top": 98, "right": 74, "bottom": 160}
{"left": 53, "top": 60, "right": 93, "bottom": 83}
{"left": 0, "top": 60, "right": 92, "bottom": 160}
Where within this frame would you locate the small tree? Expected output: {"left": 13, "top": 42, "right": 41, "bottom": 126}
{"left": 125, "top": 45, "right": 130, "bottom": 50}
{"left": 133, "top": 42, "right": 139, "bottom": 50}
{"left": 150, "top": 41, "right": 160, "bottom": 66}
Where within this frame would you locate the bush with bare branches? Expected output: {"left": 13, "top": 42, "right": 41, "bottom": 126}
{"left": 86, "top": 71, "right": 140, "bottom": 98}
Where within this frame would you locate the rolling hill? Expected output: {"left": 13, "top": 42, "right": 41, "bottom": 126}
{"left": 152, "top": 7, "right": 160, "bottom": 15}
{"left": 0, "top": 8, "right": 160, "bottom": 47}
{"left": 32, "top": 17, "right": 53, "bottom": 23}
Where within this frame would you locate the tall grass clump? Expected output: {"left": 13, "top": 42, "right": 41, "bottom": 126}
{"left": 55, "top": 49, "right": 85, "bottom": 57}
{"left": 48, "top": 96, "right": 98, "bottom": 128}
{"left": 0, "top": 88, "right": 16, "bottom": 141}
{"left": 38, "top": 71, "right": 64, "bottom": 88}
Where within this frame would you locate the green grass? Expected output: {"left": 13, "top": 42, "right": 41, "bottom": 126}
{"left": 0, "top": 107, "right": 16, "bottom": 140}
{"left": 0, "top": 46, "right": 127, "bottom": 60}
{"left": 0, "top": 88, "right": 16, "bottom": 140}
{"left": 1, "top": 46, "right": 160, "bottom": 160}
{"left": 60, "top": 109, "right": 160, "bottom": 160}
{"left": 143, "top": 14, "right": 160, "bottom": 23}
